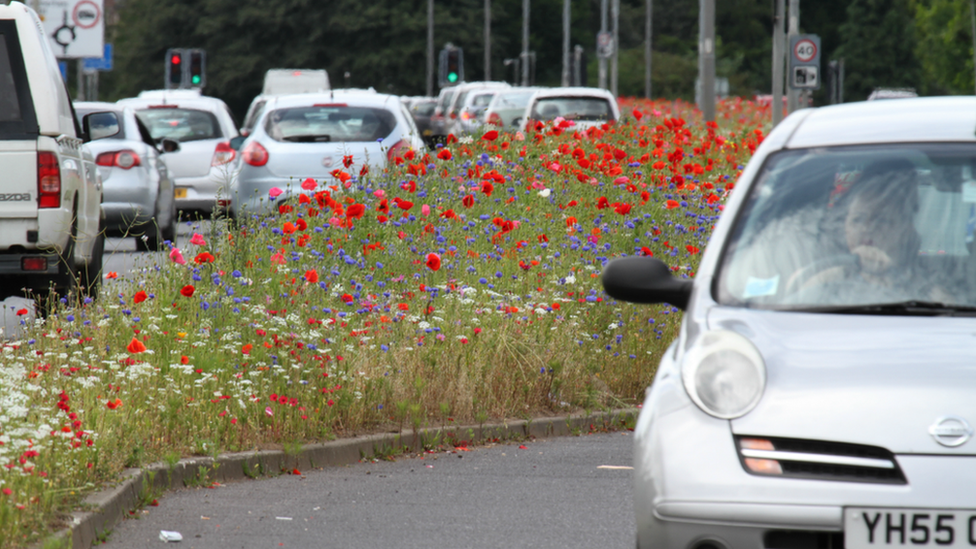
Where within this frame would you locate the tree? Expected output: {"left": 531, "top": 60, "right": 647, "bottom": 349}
{"left": 834, "top": 0, "right": 922, "bottom": 101}
{"left": 914, "top": 0, "right": 975, "bottom": 95}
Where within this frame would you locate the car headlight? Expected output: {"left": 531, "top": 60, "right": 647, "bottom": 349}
{"left": 682, "top": 330, "right": 766, "bottom": 419}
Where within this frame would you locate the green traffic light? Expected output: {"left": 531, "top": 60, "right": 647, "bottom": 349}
{"left": 448, "top": 72, "right": 458, "bottom": 83}
{"left": 192, "top": 75, "right": 201, "bottom": 85}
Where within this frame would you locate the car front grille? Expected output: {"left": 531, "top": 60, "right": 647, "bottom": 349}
{"left": 735, "top": 435, "right": 907, "bottom": 484}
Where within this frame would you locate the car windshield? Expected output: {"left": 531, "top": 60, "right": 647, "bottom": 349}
{"left": 264, "top": 105, "right": 396, "bottom": 143}
{"left": 717, "top": 144, "right": 976, "bottom": 310}
{"left": 136, "top": 107, "right": 222, "bottom": 142}
{"left": 495, "top": 91, "right": 535, "bottom": 109}
{"left": 531, "top": 96, "right": 612, "bottom": 122}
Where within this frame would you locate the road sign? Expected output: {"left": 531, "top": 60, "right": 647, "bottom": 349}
{"left": 82, "top": 43, "right": 112, "bottom": 72}
{"left": 596, "top": 32, "right": 614, "bottom": 59}
{"left": 792, "top": 66, "right": 819, "bottom": 89}
{"left": 37, "top": 0, "right": 105, "bottom": 58}
{"left": 788, "top": 34, "right": 821, "bottom": 90}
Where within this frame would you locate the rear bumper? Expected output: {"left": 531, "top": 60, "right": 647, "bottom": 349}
{"left": 0, "top": 253, "right": 60, "bottom": 275}
{"left": 173, "top": 170, "right": 236, "bottom": 212}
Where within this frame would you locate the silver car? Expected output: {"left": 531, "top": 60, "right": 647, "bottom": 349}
{"left": 118, "top": 90, "right": 240, "bottom": 215}
{"left": 75, "top": 102, "right": 178, "bottom": 250}
{"left": 231, "top": 90, "right": 424, "bottom": 217}
{"left": 484, "top": 87, "right": 544, "bottom": 130}
{"left": 603, "top": 96, "right": 976, "bottom": 549}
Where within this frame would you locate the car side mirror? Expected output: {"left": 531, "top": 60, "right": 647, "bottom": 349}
{"left": 601, "top": 257, "right": 694, "bottom": 310}
{"left": 81, "top": 111, "right": 121, "bottom": 142}
{"left": 229, "top": 135, "right": 247, "bottom": 151}
{"left": 160, "top": 138, "right": 181, "bottom": 153}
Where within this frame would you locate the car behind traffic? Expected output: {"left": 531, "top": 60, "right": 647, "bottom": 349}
{"left": 520, "top": 87, "right": 619, "bottom": 131}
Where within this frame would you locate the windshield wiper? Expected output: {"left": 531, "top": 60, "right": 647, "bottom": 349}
{"left": 790, "top": 300, "right": 976, "bottom": 316}
{"left": 282, "top": 134, "right": 332, "bottom": 142}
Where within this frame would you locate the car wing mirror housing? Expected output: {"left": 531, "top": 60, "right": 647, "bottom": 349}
{"left": 81, "top": 111, "right": 121, "bottom": 142}
{"left": 601, "top": 256, "right": 694, "bottom": 310}
{"left": 229, "top": 135, "right": 246, "bottom": 151}
{"left": 160, "top": 138, "right": 181, "bottom": 153}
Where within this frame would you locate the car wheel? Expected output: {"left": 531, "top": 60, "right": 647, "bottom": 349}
{"left": 81, "top": 225, "right": 104, "bottom": 299}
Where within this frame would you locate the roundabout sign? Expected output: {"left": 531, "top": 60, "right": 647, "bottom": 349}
{"left": 37, "top": 0, "right": 104, "bottom": 58}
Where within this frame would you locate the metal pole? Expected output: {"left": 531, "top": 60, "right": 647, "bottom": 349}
{"left": 772, "top": 0, "right": 785, "bottom": 126}
{"left": 485, "top": 0, "right": 491, "bottom": 81}
{"left": 786, "top": 0, "right": 799, "bottom": 114}
{"left": 427, "top": 0, "right": 434, "bottom": 96}
{"left": 971, "top": 0, "right": 976, "bottom": 95}
{"left": 522, "top": 0, "right": 530, "bottom": 86}
{"left": 76, "top": 59, "right": 84, "bottom": 101}
{"left": 645, "top": 0, "right": 652, "bottom": 99}
{"left": 598, "top": 0, "right": 607, "bottom": 89}
{"left": 611, "top": 0, "right": 619, "bottom": 96}
{"left": 698, "top": 0, "right": 715, "bottom": 122}
{"left": 561, "top": 0, "right": 570, "bottom": 87}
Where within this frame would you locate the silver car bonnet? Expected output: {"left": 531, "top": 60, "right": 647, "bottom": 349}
{"left": 706, "top": 306, "right": 976, "bottom": 455}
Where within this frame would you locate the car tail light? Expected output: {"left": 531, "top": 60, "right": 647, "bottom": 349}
{"left": 242, "top": 141, "right": 269, "bottom": 167}
{"left": 461, "top": 111, "right": 471, "bottom": 121}
{"left": 488, "top": 112, "right": 503, "bottom": 126}
{"left": 312, "top": 103, "right": 347, "bottom": 108}
{"left": 37, "top": 151, "right": 61, "bottom": 209}
{"left": 449, "top": 112, "right": 457, "bottom": 119}
{"left": 386, "top": 139, "right": 410, "bottom": 163}
{"left": 21, "top": 257, "right": 48, "bottom": 271}
{"left": 211, "top": 141, "right": 236, "bottom": 167}
{"left": 148, "top": 104, "right": 179, "bottom": 109}
{"left": 96, "top": 150, "right": 141, "bottom": 169}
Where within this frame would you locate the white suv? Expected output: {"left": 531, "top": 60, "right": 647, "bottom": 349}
{"left": 0, "top": 1, "right": 103, "bottom": 301}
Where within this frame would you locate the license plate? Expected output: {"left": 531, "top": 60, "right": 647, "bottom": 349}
{"left": 846, "top": 508, "right": 976, "bottom": 548}
{"left": 174, "top": 187, "right": 188, "bottom": 199}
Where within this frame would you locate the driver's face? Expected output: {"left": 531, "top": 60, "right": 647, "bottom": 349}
{"left": 844, "top": 193, "right": 909, "bottom": 260}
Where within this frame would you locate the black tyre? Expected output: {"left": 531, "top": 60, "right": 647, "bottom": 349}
{"left": 81, "top": 227, "right": 104, "bottom": 299}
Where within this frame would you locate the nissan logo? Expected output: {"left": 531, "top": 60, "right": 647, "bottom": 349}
{"left": 928, "top": 416, "right": 974, "bottom": 447}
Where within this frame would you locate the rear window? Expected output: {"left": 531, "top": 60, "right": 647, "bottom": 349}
{"left": 470, "top": 93, "right": 494, "bottom": 107}
{"left": 531, "top": 96, "right": 613, "bottom": 122}
{"left": 495, "top": 91, "right": 536, "bottom": 109}
{"left": 412, "top": 101, "right": 435, "bottom": 116}
{"left": 135, "top": 107, "right": 222, "bottom": 142}
{"left": 0, "top": 21, "right": 37, "bottom": 138}
{"left": 264, "top": 105, "right": 396, "bottom": 143}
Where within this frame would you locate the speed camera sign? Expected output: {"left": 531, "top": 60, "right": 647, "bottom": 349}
{"left": 789, "top": 34, "right": 821, "bottom": 90}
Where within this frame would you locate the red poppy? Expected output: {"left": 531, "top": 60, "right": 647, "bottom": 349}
{"left": 614, "top": 203, "right": 632, "bottom": 215}
{"left": 126, "top": 337, "right": 147, "bottom": 354}
{"left": 106, "top": 398, "right": 122, "bottom": 410}
{"left": 396, "top": 199, "right": 413, "bottom": 210}
{"left": 301, "top": 178, "right": 317, "bottom": 191}
{"left": 436, "top": 148, "right": 452, "bottom": 161}
{"left": 105, "top": 271, "right": 118, "bottom": 279}
{"left": 481, "top": 182, "right": 494, "bottom": 197}
{"left": 295, "top": 218, "right": 308, "bottom": 231}
{"left": 194, "top": 252, "right": 215, "bottom": 264}
{"left": 482, "top": 130, "right": 499, "bottom": 141}
{"left": 641, "top": 247, "right": 654, "bottom": 256}
{"left": 425, "top": 253, "right": 441, "bottom": 271}
{"left": 566, "top": 216, "right": 577, "bottom": 227}
{"left": 686, "top": 245, "right": 700, "bottom": 255}
{"left": 180, "top": 285, "right": 195, "bottom": 297}
{"left": 282, "top": 222, "right": 297, "bottom": 234}
{"left": 180, "top": 355, "right": 189, "bottom": 364}
{"left": 346, "top": 203, "right": 366, "bottom": 219}
{"left": 462, "top": 194, "right": 474, "bottom": 208}
{"left": 596, "top": 197, "right": 609, "bottom": 209}
{"left": 665, "top": 200, "right": 680, "bottom": 209}
{"left": 15, "top": 308, "right": 28, "bottom": 316}
{"left": 305, "top": 269, "right": 319, "bottom": 283}
{"left": 133, "top": 290, "right": 148, "bottom": 304}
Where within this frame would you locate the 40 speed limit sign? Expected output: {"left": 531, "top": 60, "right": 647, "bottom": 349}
{"left": 789, "top": 34, "right": 821, "bottom": 90}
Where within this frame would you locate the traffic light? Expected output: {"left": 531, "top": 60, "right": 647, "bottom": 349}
{"left": 166, "top": 48, "right": 183, "bottom": 88}
{"left": 446, "top": 49, "right": 461, "bottom": 84}
{"left": 188, "top": 49, "right": 206, "bottom": 88}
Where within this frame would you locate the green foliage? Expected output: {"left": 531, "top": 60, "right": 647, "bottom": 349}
{"left": 914, "top": 0, "right": 975, "bottom": 95}
{"left": 835, "top": 0, "right": 922, "bottom": 101}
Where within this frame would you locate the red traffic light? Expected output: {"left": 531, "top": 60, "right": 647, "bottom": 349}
{"left": 171, "top": 55, "right": 181, "bottom": 64}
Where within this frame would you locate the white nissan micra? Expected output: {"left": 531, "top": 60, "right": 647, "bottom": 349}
{"left": 604, "top": 97, "right": 976, "bottom": 549}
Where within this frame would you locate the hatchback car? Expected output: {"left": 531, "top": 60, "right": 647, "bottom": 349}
{"left": 603, "top": 96, "right": 976, "bottom": 549}
{"left": 118, "top": 90, "right": 240, "bottom": 215}
{"left": 231, "top": 91, "right": 424, "bottom": 217}
{"left": 484, "top": 87, "right": 544, "bottom": 130}
{"left": 519, "top": 87, "right": 619, "bottom": 131}
{"left": 75, "top": 102, "right": 178, "bottom": 250}
{"left": 444, "top": 81, "right": 510, "bottom": 135}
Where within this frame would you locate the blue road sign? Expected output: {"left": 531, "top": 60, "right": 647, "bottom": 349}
{"left": 82, "top": 43, "right": 113, "bottom": 72}
{"left": 58, "top": 61, "right": 68, "bottom": 82}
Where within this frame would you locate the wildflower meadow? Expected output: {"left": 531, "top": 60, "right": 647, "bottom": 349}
{"left": 0, "top": 97, "right": 768, "bottom": 547}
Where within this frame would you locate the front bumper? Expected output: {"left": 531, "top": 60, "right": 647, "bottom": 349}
{"left": 635, "top": 379, "right": 976, "bottom": 549}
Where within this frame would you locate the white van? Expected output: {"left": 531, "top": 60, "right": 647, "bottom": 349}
{"left": 0, "top": 2, "right": 104, "bottom": 300}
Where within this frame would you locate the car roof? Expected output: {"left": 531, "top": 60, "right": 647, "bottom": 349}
{"left": 118, "top": 95, "right": 229, "bottom": 110}
{"left": 74, "top": 101, "right": 124, "bottom": 112}
{"left": 786, "top": 96, "right": 976, "bottom": 149}
{"left": 268, "top": 91, "right": 399, "bottom": 109}
{"left": 531, "top": 87, "right": 615, "bottom": 100}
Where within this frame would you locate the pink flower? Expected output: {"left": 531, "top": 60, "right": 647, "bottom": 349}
{"left": 373, "top": 189, "right": 386, "bottom": 199}
{"left": 189, "top": 233, "right": 206, "bottom": 246}
{"left": 265, "top": 407, "right": 274, "bottom": 417}
{"left": 268, "top": 187, "right": 284, "bottom": 198}
{"left": 421, "top": 204, "right": 430, "bottom": 217}
{"left": 301, "top": 178, "right": 317, "bottom": 191}
{"left": 613, "top": 176, "right": 631, "bottom": 185}
{"left": 169, "top": 247, "right": 186, "bottom": 265}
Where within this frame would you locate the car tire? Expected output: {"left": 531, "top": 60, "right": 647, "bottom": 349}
{"left": 81, "top": 224, "right": 104, "bottom": 299}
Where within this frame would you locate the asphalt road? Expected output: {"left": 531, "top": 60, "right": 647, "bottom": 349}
{"left": 100, "top": 431, "right": 636, "bottom": 549}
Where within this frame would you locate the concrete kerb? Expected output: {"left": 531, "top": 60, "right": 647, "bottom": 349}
{"left": 41, "top": 408, "right": 637, "bottom": 549}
